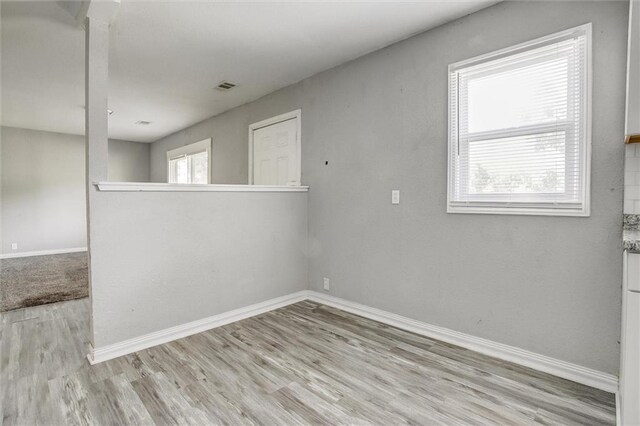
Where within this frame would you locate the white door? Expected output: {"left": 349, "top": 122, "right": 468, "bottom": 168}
{"left": 251, "top": 118, "right": 299, "bottom": 186}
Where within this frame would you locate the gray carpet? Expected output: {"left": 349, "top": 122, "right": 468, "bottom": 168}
{"left": 1, "top": 252, "right": 88, "bottom": 312}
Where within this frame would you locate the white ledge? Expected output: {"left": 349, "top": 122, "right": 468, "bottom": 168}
{"left": 95, "top": 182, "right": 309, "bottom": 192}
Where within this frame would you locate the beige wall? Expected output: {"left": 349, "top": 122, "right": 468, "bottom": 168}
{"left": 0, "top": 126, "right": 150, "bottom": 255}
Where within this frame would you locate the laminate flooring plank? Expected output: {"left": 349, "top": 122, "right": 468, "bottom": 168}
{"left": 182, "top": 380, "right": 257, "bottom": 426}
{"left": 0, "top": 298, "right": 616, "bottom": 425}
{"left": 83, "top": 373, "right": 155, "bottom": 426}
{"left": 131, "top": 371, "right": 209, "bottom": 426}
{"left": 48, "top": 369, "right": 97, "bottom": 426}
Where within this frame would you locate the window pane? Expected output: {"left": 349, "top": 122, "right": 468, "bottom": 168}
{"left": 466, "top": 57, "right": 569, "bottom": 133}
{"left": 172, "top": 157, "right": 189, "bottom": 183}
{"left": 190, "top": 151, "right": 208, "bottom": 184}
{"left": 466, "top": 131, "right": 566, "bottom": 195}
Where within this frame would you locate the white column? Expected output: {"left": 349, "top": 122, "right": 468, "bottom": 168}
{"left": 85, "top": 16, "right": 110, "bottom": 348}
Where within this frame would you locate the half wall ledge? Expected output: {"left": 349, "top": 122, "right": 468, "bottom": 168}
{"left": 95, "top": 182, "right": 309, "bottom": 192}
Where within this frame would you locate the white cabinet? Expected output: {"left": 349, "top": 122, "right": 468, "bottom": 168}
{"left": 621, "top": 252, "right": 640, "bottom": 425}
{"left": 627, "top": 252, "right": 640, "bottom": 292}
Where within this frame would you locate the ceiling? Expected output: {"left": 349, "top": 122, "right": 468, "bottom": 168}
{"left": 2, "top": 1, "right": 497, "bottom": 143}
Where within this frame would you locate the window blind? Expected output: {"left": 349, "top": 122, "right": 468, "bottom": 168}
{"left": 448, "top": 24, "right": 591, "bottom": 216}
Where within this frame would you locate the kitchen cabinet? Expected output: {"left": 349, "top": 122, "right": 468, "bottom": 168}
{"left": 621, "top": 251, "right": 640, "bottom": 425}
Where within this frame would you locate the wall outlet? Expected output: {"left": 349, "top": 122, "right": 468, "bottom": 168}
{"left": 392, "top": 190, "right": 400, "bottom": 204}
{"left": 323, "top": 277, "right": 330, "bottom": 291}
{"left": 11, "top": 243, "right": 18, "bottom": 250}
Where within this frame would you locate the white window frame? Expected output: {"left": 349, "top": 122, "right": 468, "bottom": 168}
{"left": 447, "top": 24, "right": 592, "bottom": 217}
{"left": 248, "top": 109, "right": 302, "bottom": 186}
{"left": 166, "top": 138, "right": 212, "bottom": 184}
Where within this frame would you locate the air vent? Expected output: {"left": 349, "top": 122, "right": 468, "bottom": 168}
{"left": 135, "top": 120, "right": 152, "bottom": 126}
{"left": 216, "top": 81, "right": 236, "bottom": 91}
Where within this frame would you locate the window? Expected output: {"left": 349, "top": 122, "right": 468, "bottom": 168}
{"left": 448, "top": 24, "right": 591, "bottom": 216}
{"left": 167, "top": 139, "right": 211, "bottom": 184}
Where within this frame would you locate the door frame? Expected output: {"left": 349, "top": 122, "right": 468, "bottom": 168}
{"left": 248, "top": 109, "right": 301, "bottom": 186}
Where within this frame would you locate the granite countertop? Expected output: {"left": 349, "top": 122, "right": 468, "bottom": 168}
{"left": 624, "top": 239, "right": 640, "bottom": 252}
{"left": 624, "top": 214, "right": 640, "bottom": 252}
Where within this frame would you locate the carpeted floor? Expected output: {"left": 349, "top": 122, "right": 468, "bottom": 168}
{"left": 0, "top": 252, "right": 88, "bottom": 312}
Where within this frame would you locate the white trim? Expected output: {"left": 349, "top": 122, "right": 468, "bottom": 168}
{"left": 86, "top": 289, "right": 618, "bottom": 393}
{"left": 584, "top": 22, "right": 593, "bottom": 218}
{"left": 625, "top": 0, "right": 640, "bottom": 138}
{"left": 447, "top": 205, "right": 590, "bottom": 217}
{"left": 0, "top": 247, "right": 87, "bottom": 259}
{"left": 248, "top": 109, "right": 302, "bottom": 186}
{"left": 447, "top": 23, "right": 592, "bottom": 217}
{"left": 624, "top": 0, "right": 634, "bottom": 136}
{"left": 449, "top": 23, "right": 592, "bottom": 71}
{"left": 88, "top": 291, "right": 308, "bottom": 364}
{"left": 166, "top": 138, "right": 212, "bottom": 184}
{"left": 616, "top": 392, "right": 621, "bottom": 426}
{"left": 306, "top": 291, "right": 618, "bottom": 393}
{"left": 95, "top": 182, "right": 309, "bottom": 192}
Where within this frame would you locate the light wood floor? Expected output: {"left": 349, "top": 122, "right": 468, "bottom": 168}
{"left": 1, "top": 298, "right": 615, "bottom": 425}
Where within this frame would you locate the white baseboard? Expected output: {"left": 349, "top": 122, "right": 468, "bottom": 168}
{"left": 87, "top": 289, "right": 619, "bottom": 394}
{"left": 87, "top": 291, "right": 308, "bottom": 365}
{"left": 306, "top": 291, "right": 619, "bottom": 394}
{"left": 0, "top": 247, "right": 87, "bottom": 259}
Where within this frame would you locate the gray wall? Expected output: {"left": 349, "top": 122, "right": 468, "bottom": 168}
{"left": 90, "top": 191, "right": 308, "bottom": 348}
{"left": 1, "top": 126, "right": 150, "bottom": 254}
{"left": 148, "top": 1, "right": 627, "bottom": 374}
{"left": 108, "top": 138, "right": 150, "bottom": 183}
{"left": 151, "top": 114, "right": 249, "bottom": 184}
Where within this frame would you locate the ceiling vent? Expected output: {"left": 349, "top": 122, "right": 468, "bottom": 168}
{"left": 135, "top": 120, "right": 152, "bottom": 126}
{"left": 216, "top": 81, "right": 236, "bottom": 91}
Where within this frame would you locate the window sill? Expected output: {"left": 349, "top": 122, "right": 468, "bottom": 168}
{"left": 95, "top": 182, "right": 309, "bottom": 192}
{"left": 447, "top": 205, "right": 589, "bottom": 217}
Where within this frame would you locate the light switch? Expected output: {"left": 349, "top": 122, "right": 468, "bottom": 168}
{"left": 391, "top": 190, "right": 400, "bottom": 204}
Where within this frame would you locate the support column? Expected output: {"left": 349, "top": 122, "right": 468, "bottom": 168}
{"left": 85, "top": 16, "right": 110, "bottom": 349}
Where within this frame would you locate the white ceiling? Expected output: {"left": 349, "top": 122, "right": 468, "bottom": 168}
{"left": 2, "top": 1, "right": 497, "bottom": 143}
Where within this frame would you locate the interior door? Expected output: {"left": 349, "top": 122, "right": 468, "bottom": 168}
{"left": 252, "top": 118, "right": 299, "bottom": 185}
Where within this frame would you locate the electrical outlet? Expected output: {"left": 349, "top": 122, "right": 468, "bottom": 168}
{"left": 323, "top": 277, "right": 330, "bottom": 291}
{"left": 11, "top": 243, "right": 18, "bottom": 250}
